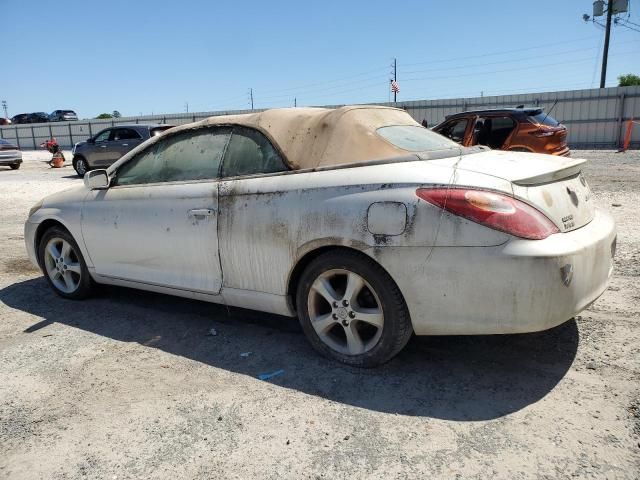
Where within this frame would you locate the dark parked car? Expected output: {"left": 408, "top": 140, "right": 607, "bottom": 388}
{"left": 0, "top": 118, "right": 11, "bottom": 125}
{"left": 432, "top": 107, "right": 570, "bottom": 156}
{"left": 0, "top": 139, "right": 22, "bottom": 170}
{"left": 72, "top": 124, "right": 175, "bottom": 176}
{"left": 10, "top": 112, "right": 50, "bottom": 124}
{"left": 49, "top": 110, "right": 78, "bottom": 122}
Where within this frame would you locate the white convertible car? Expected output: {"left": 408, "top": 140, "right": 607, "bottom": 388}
{"left": 25, "top": 106, "right": 616, "bottom": 366}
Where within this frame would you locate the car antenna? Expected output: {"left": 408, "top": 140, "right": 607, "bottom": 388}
{"left": 540, "top": 99, "right": 558, "bottom": 125}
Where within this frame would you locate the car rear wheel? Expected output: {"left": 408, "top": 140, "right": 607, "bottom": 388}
{"left": 38, "top": 227, "right": 94, "bottom": 299}
{"left": 296, "top": 250, "right": 412, "bottom": 367}
{"left": 73, "top": 156, "right": 89, "bottom": 177}
{"left": 9, "top": 163, "right": 20, "bottom": 170}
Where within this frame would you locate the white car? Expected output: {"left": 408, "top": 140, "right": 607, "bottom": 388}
{"left": 25, "top": 106, "right": 616, "bottom": 367}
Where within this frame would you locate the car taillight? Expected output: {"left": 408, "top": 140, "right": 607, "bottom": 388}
{"left": 416, "top": 188, "right": 559, "bottom": 240}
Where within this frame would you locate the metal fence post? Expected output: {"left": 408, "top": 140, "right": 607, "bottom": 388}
{"left": 15, "top": 126, "right": 20, "bottom": 149}
{"left": 616, "top": 93, "right": 626, "bottom": 148}
{"left": 30, "top": 125, "right": 36, "bottom": 149}
{"left": 88, "top": 122, "right": 93, "bottom": 137}
{"left": 0, "top": 128, "right": 3, "bottom": 139}
{"left": 48, "top": 123, "right": 53, "bottom": 140}
{"left": 68, "top": 123, "right": 74, "bottom": 148}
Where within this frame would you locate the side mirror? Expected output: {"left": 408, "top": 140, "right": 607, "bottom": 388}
{"left": 84, "top": 169, "right": 110, "bottom": 189}
{"left": 86, "top": 137, "right": 95, "bottom": 144}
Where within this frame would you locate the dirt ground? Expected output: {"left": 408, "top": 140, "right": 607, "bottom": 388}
{"left": 0, "top": 150, "right": 638, "bottom": 480}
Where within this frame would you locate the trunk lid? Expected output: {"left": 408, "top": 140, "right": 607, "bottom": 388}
{"left": 427, "top": 150, "right": 595, "bottom": 232}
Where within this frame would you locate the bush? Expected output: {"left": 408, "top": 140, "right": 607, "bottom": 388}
{"left": 95, "top": 113, "right": 113, "bottom": 119}
{"left": 618, "top": 74, "right": 640, "bottom": 87}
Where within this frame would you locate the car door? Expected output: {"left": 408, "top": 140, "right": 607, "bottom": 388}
{"left": 111, "top": 128, "right": 144, "bottom": 162}
{"left": 89, "top": 128, "right": 117, "bottom": 166}
{"left": 434, "top": 117, "right": 471, "bottom": 146}
{"left": 81, "top": 126, "right": 231, "bottom": 294}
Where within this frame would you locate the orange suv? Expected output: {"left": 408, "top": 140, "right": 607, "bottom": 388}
{"left": 432, "top": 107, "right": 570, "bottom": 156}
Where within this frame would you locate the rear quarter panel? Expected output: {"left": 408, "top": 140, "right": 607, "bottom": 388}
{"left": 217, "top": 161, "right": 511, "bottom": 296}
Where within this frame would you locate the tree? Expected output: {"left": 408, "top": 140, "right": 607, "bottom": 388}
{"left": 95, "top": 113, "right": 112, "bottom": 119}
{"left": 112, "top": 110, "right": 122, "bottom": 118}
{"left": 618, "top": 74, "right": 640, "bottom": 87}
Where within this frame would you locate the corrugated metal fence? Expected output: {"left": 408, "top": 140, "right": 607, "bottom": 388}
{"left": 1, "top": 86, "right": 638, "bottom": 150}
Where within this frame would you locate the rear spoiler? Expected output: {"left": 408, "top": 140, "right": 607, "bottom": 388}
{"left": 512, "top": 157, "right": 587, "bottom": 186}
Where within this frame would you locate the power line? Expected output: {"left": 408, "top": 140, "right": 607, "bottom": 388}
{"left": 401, "top": 34, "right": 602, "bottom": 67}
{"left": 401, "top": 49, "right": 637, "bottom": 83}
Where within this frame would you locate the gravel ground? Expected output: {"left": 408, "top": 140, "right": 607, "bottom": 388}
{"left": 1, "top": 150, "right": 639, "bottom": 479}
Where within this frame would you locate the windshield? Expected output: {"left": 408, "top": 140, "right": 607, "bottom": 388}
{"left": 377, "top": 125, "right": 458, "bottom": 152}
{"left": 528, "top": 112, "right": 560, "bottom": 127}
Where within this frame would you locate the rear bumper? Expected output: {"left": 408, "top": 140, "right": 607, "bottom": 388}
{"left": 372, "top": 207, "right": 616, "bottom": 335}
{"left": 0, "top": 158, "right": 22, "bottom": 165}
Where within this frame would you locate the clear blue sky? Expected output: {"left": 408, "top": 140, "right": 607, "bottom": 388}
{"left": 3, "top": 0, "right": 640, "bottom": 118}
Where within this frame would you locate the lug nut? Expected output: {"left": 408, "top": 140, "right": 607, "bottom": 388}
{"left": 348, "top": 311, "right": 355, "bottom": 318}
{"left": 342, "top": 300, "right": 349, "bottom": 306}
{"left": 332, "top": 313, "right": 338, "bottom": 320}
{"left": 332, "top": 301, "right": 338, "bottom": 307}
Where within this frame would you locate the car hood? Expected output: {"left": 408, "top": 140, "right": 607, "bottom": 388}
{"left": 42, "top": 185, "right": 88, "bottom": 207}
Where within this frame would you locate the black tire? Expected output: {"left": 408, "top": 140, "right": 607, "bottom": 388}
{"left": 9, "top": 163, "right": 20, "bottom": 170}
{"left": 72, "top": 156, "right": 89, "bottom": 177}
{"left": 296, "top": 250, "right": 412, "bottom": 367}
{"left": 38, "top": 226, "right": 94, "bottom": 300}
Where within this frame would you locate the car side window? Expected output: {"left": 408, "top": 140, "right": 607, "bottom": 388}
{"left": 438, "top": 119, "right": 468, "bottom": 143}
{"left": 114, "top": 128, "right": 142, "bottom": 141}
{"left": 221, "top": 127, "right": 286, "bottom": 178}
{"left": 114, "top": 127, "right": 231, "bottom": 186}
{"left": 94, "top": 130, "right": 111, "bottom": 143}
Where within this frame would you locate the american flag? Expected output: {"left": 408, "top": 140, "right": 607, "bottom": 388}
{"left": 390, "top": 80, "right": 400, "bottom": 93}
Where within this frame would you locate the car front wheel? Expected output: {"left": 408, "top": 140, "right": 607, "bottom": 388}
{"left": 296, "top": 250, "right": 412, "bottom": 367}
{"left": 38, "top": 226, "right": 94, "bottom": 299}
{"left": 72, "top": 156, "right": 89, "bottom": 177}
{"left": 9, "top": 163, "right": 20, "bottom": 170}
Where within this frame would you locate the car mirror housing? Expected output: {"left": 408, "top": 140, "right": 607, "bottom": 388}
{"left": 84, "top": 169, "right": 110, "bottom": 190}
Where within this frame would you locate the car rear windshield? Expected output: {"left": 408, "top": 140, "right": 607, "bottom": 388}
{"left": 150, "top": 126, "right": 174, "bottom": 137}
{"left": 377, "top": 125, "right": 458, "bottom": 152}
{"left": 528, "top": 112, "right": 560, "bottom": 127}
{"left": 62, "top": 110, "right": 76, "bottom": 115}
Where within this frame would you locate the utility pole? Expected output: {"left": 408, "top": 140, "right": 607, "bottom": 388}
{"left": 1, "top": 100, "right": 7, "bottom": 119}
{"left": 184, "top": 101, "right": 189, "bottom": 113}
{"left": 600, "top": 0, "right": 614, "bottom": 88}
{"left": 393, "top": 58, "right": 397, "bottom": 103}
{"left": 249, "top": 88, "right": 254, "bottom": 110}
{"left": 294, "top": 97, "right": 297, "bottom": 107}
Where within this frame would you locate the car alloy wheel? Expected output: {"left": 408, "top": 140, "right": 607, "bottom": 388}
{"left": 307, "top": 268, "right": 384, "bottom": 356}
{"left": 297, "top": 250, "right": 412, "bottom": 367}
{"left": 74, "top": 158, "right": 87, "bottom": 176}
{"left": 43, "top": 237, "right": 82, "bottom": 294}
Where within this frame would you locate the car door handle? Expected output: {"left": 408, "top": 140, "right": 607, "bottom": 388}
{"left": 122, "top": 143, "right": 128, "bottom": 146}
{"left": 100, "top": 145, "right": 107, "bottom": 148}
{"left": 188, "top": 208, "right": 215, "bottom": 217}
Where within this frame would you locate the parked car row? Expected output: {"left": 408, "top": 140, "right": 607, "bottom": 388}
{"left": 24, "top": 105, "right": 614, "bottom": 367}
{"left": 10, "top": 110, "right": 78, "bottom": 124}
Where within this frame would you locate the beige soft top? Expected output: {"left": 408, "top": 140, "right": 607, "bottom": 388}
{"left": 171, "top": 105, "right": 420, "bottom": 170}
